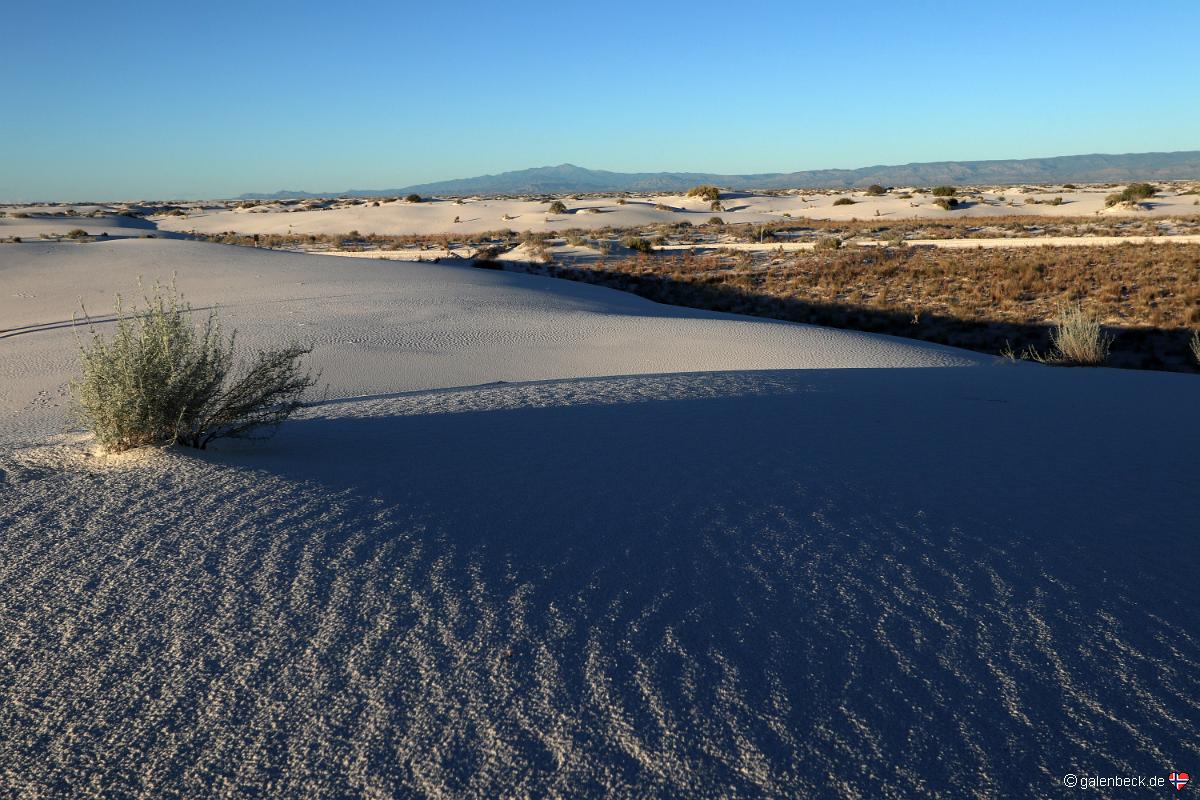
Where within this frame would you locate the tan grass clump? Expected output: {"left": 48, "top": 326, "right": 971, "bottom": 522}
{"left": 1036, "top": 304, "right": 1112, "bottom": 366}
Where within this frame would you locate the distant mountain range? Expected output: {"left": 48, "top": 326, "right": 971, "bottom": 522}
{"left": 240, "top": 150, "right": 1200, "bottom": 199}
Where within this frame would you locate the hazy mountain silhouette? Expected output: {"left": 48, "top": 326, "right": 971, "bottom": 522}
{"left": 241, "top": 150, "right": 1200, "bottom": 198}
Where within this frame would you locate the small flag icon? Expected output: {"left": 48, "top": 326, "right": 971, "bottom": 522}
{"left": 1170, "top": 772, "right": 1190, "bottom": 791}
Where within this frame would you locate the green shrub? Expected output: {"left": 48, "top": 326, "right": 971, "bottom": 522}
{"left": 405, "top": 193, "right": 422, "bottom": 203}
{"left": 1106, "top": 183, "right": 1156, "bottom": 206}
{"left": 686, "top": 185, "right": 721, "bottom": 202}
{"left": 1063, "top": 183, "right": 1077, "bottom": 189}
{"left": 934, "top": 197, "right": 959, "bottom": 210}
{"left": 71, "top": 283, "right": 315, "bottom": 452}
{"left": 66, "top": 228, "right": 89, "bottom": 239}
{"left": 931, "top": 186, "right": 956, "bottom": 197}
{"left": 710, "top": 200, "right": 724, "bottom": 212}
{"left": 623, "top": 236, "right": 654, "bottom": 253}
{"left": 707, "top": 216, "right": 725, "bottom": 226}
{"left": 865, "top": 184, "right": 886, "bottom": 196}
{"left": 832, "top": 198, "right": 855, "bottom": 206}
{"left": 547, "top": 200, "right": 568, "bottom": 214}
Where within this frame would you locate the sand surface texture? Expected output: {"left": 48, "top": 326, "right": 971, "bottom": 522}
{"left": 1, "top": 239, "right": 1197, "bottom": 798}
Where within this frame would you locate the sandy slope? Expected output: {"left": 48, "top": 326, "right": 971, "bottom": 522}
{"left": 1, "top": 239, "right": 1198, "bottom": 798}
{"left": 0, "top": 239, "right": 977, "bottom": 444}
{"left": 151, "top": 188, "right": 1200, "bottom": 237}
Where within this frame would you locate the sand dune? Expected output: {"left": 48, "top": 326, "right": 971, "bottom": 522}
{"left": 1, "top": 238, "right": 1197, "bottom": 798}
{"left": 146, "top": 187, "right": 1200, "bottom": 238}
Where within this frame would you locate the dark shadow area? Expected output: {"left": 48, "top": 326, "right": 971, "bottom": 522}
{"left": 2, "top": 367, "right": 1197, "bottom": 796}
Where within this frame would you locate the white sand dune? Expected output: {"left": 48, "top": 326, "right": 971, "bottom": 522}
{"left": 151, "top": 188, "right": 1200, "bottom": 238}
{"left": 1, "top": 239, "right": 1198, "bottom": 798}
{"left": 0, "top": 239, "right": 977, "bottom": 444}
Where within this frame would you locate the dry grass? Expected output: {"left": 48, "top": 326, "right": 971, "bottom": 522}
{"left": 523, "top": 242, "right": 1200, "bottom": 372}
{"left": 1033, "top": 305, "right": 1112, "bottom": 365}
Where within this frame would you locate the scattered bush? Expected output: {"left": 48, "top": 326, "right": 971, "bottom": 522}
{"left": 547, "top": 200, "right": 568, "bottom": 215}
{"left": 934, "top": 197, "right": 960, "bottom": 210}
{"left": 832, "top": 198, "right": 856, "bottom": 206}
{"left": 66, "top": 228, "right": 89, "bottom": 239}
{"left": 710, "top": 200, "right": 724, "bottom": 212}
{"left": 623, "top": 236, "right": 654, "bottom": 253}
{"left": 931, "top": 186, "right": 956, "bottom": 197}
{"left": 1106, "top": 183, "right": 1157, "bottom": 206}
{"left": 655, "top": 203, "right": 672, "bottom": 211}
{"left": 1063, "top": 184, "right": 1077, "bottom": 190}
{"left": 616, "top": 197, "right": 627, "bottom": 205}
{"left": 1049, "top": 196, "right": 1064, "bottom": 206}
{"left": 865, "top": 184, "right": 886, "bottom": 196}
{"left": 71, "top": 283, "right": 316, "bottom": 452}
{"left": 12, "top": 212, "right": 30, "bottom": 218}
{"left": 686, "top": 185, "right": 721, "bottom": 203}
{"left": 814, "top": 236, "right": 842, "bottom": 251}
{"left": 405, "top": 194, "right": 422, "bottom": 203}
{"left": 707, "top": 216, "right": 725, "bottom": 226}
{"left": 1036, "top": 304, "right": 1112, "bottom": 366}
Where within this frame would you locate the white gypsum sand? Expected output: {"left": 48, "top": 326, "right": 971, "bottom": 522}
{"left": 0, "top": 237, "right": 1197, "bottom": 798}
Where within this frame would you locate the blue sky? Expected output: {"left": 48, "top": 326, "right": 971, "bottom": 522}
{"left": 2, "top": 0, "right": 1197, "bottom": 200}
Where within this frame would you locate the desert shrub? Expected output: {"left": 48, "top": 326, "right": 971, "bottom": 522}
{"left": 66, "top": 228, "right": 89, "bottom": 239}
{"left": 616, "top": 197, "right": 627, "bottom": 205}
{"left": 1191, "top": 331, "right": 1200, "bottom": 366}
{"left": 710, "top": 200, "right": 724, "bottom": 212}
{"left": 1049, "top": 196, "right": 1064, "bottom": 206}
{"left": 623, "top": 236, "right": 654, "bottom": 253}
{"left": 686, "top": 185, "right": 721, "bottom": 203}
{"left": 1037, "top": 304, "right": 1112, "bottom": 365}
{"left": 565, "top": 231, "right": 587, "bottom": 246}
{"left": 71, "top": 283, "right": 315, "bottom": 452}
{"left": 707, "top": 216, "right": 725, "bottom": 226}
{"left": 405, "top": 193, "right": 422, "bottom": 203}
{"left": 934, "top": 197, "right": 959, "bottom": 210}
{"left": 865, "top": 184, "right": 886, "bottom": 196}
{"left": 655, "top": 203, "right": 672, "bottom": 211}
{"left": 12, "top": 212, "right": 30, "bottom": 218}
{"left": 1106, "top": 183, "right": 1156, "bottom": 206}
{"left": 814, "top": 236, "right": 842, "bottom": 251}
{"left": 832, "top": 198, "right": 855, "bottom": 206}
{"left": 547, "top": 200, "right": 568, "bottom": 214}
{"left": 931, "top": 186, "right": 956, "bottom": 197}
{"left": 1063, "top": 183, "right": 1077, "bottom": 190}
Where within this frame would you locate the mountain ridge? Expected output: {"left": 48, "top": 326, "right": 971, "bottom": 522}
{"left": 239, "top": 150, "right": 1200, "bottom": 199}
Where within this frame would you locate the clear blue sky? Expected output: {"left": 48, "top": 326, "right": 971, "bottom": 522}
{"left": 3, "top": 0, "right": 1197, "bottom": 201}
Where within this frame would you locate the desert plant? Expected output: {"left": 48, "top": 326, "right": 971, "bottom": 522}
{"left": 1106, "top": 183, "right": 1156, "bottom": 206}
{"left": 616, "top": 197, "right": 627, "bottom": 205}
{"left": 1036, "top": 304, "right": 1112, "bottom": 365}
{"left": 1191, "top": 330, "right": 1200, "bottom": 366}
{"left": 833, "top": 198, "right": 856, "bottom": 206}
{"left": 405, "top": 193, "right": 422, "bottom": 203}
{"left": 933, "top": 197, "right": 959, "bottom": 210}
{"left": 66, "top": 228, "right": 89, "bottom": 239}
{"left": 686, "top": 185, "right": 721, "bottom": 203}
{"left": 814, "top": 236, "right": 842, "bottom": 251}
{"left": 710, "top": 200, "right": 724, "bottom": 212}
{"left": 71, "top": 283, "right": 315, "bottom": 452}
{"left": 1049, "top": 196, "right": 1064, "bottom": 206}
{"left": 865, "top": 184, "right": 886, "bottom": 196}
{"left": 931, "top": 186, "right": 956, "bottom": 197}
{"left": 707, "top": 216, "right": 725, "bottom": 226}
{"left": 1063, "top": 184, "right": 1077, "bottom": 190}
{"left": 547, "top": 200, "right": 568, "bottom": 214}
{"left": 623, "top": 236, "right": 654, "bottom": 253}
